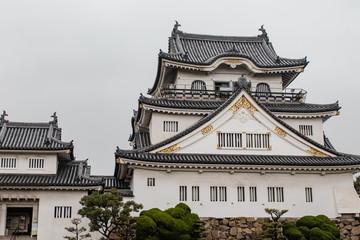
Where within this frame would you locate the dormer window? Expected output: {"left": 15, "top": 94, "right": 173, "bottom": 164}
{"left": 256, "top": 83, "right": 271, "bottom": 96}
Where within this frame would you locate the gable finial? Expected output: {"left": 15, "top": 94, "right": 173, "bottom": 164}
{"left": 258, "top": 25, "right": 269, "bottom": 42}
{"left": 50, "top": 112, "right": 58, "bottom": 124}
{"left": 173, "top": 20, "right": 181, "bottom": 33}
{"left": 0, "top": 110, "right": 8, "bottom": 123}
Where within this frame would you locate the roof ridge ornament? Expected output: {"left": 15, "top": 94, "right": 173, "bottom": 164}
{"left": 172, "top": 20, "right": 181, "bottom": 34}
{"left": 257, "top": 25, "right": 269, "bottom": 43}
{"left": 235, "top": 77, "right": 251, "bottom": 92}
{"left": 0, "top": 110, "right": 8, "bottom": 123}
{"left": 50, "top": 112, "right": 58, "bottom": 125}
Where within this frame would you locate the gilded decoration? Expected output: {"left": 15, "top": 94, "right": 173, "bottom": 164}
{"left": 274, "top": 127, "right": 286, "bottom": 137}
{"left": 229, "top": 96, "right": 258, "bottom": 115}
{"left": 158, "top": 144, "right": 181, "bottom": 153}
{"left": 201, "top": 125, "right": 213, "bottom": 135}
{"left": 307, "top": 147, "right": 329, "bottom": 157}
{"left": 224, "top": 59, "right": 243, "bottom": 64}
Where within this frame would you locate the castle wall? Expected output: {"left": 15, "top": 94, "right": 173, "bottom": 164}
{"left": 131, "top": 168, "right": 356, "bottom": 218}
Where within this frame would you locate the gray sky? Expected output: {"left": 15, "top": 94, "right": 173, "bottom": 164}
{"left": 1, "top": 0, "right": 360, "bottom": 175}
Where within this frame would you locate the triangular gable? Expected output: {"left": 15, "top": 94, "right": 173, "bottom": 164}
{"left": 149, "top": 88, "right": 338, "bottom": 157}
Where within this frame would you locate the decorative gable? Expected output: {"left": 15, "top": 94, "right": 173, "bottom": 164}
{"left": 151, "top": 89, "right": 335, "bottom": 157}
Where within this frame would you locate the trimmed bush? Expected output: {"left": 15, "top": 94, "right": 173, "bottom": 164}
{"left": 136, "top": 203, "right": 202, "bottom": 240}
{"left": 284, "top": 215, "right": 339, "bottom": 240}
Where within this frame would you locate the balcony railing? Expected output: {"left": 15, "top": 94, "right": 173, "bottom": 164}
{"left": 160, "top": 85, "right": 307, "bottom": 103}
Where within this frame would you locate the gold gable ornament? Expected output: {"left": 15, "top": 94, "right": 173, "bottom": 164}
{"left": 229, "top": 96, "right": 258, "bottom": 115}
{"left": 274, "top": 127, "right": 286, "bottom": 137}
{"left": 201, "top": 125, "right": 213, "bottom": 135}
{"left": 157, "top": 144, "right": 181, "bottom": 153}
{"left": 307, "top": 147, "right": 329, "bottom": 157}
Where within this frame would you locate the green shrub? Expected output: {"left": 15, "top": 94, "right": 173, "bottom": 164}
{"left": 284, "top": 215, "right": 339, "bottom": 240}
{"left": 283, "top": 222, "right": 304, "bottom": 240}
{"left": 309, "top": 227, "right": 336, "bottom": 240}
{"left": 136, "top": 203, "right": 203, "bottom": 240}
{"left": 136, "top": 216, "right": 157, "bottom": 240}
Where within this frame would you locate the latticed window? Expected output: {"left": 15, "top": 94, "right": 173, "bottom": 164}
{"left": 179, "top": 186, "right": 187, "bottom": 201}
{"left": 147, "top": 178, "right": 155, "bottom": 186}
{"left": 299, "top": 125, "right": 313, "bottom": 136}
{"left": 210, "top": 186, "right": 227, "bottom": 202}
{"left": 249, "top": 187, "right": 257, "bottom": 202}
{"left": 54, "top": 206, "right": 72, "bottom": 218}
{"left": 163, "top": 121, "right": 178, "bottom": 132}
{"left": 305, "top": 187, "right": 313, "bottom": 202}
{"left": 0, "top": 158, "right": 17, "bottom": 169}
{"left": 237, "top": 187, "right": 245, "bottom": 202}
{"left": 192, "top": 186, "right": 200, "bottom": 201}
{"left": 191, "top": 80, "right": 207, "bottom": 91}
{"left": 28, "top": 158, "right": 44, "bottom": 169}
{"left": 217, "top": 132, "right": 270, "bottom": 149}
{"left": 256, "top": 83, "right": 271, "bottom": 96}
{"left": 267, "top": 187, "right": 284, "bottom": 202}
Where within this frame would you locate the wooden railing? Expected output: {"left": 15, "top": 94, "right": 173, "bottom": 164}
{"left": 160, "top": 88, "right": 307, "bottom": 103}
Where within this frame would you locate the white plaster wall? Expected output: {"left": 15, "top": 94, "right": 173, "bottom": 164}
{"left": 0, "top": 153, "right": 58, "bottom": 174}
{"left": 0, "top": 190, "right": 102, "bottom": 240}
{"left": 281, "top": 118, "right": 324, "bottom": 144}
{"left": 132, "top": 168, "right": 355, "bottom": 218}
{"left": 149, "top": 112, "right": 203, "bottom": 144}
{"left": 175, "top": 65, "right": 282, "bottom": 92}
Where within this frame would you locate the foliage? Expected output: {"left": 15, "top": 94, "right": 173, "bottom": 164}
{"left": 257, "top": 208, "right": 288, "bottom": 240}
{"left": 63, "top": 218, "right": 91, "bottom": 240}
{"left": 282, "top": 215, "right": 339, "bottom": 240}
{"left": 354, "top": 175, "right": 360, "bottom": 195}
{"left": 78, "top": 188, "right": 143, "bottom": 240}
{"left": 136, "top": 203, "right": 204, "bottom": 240}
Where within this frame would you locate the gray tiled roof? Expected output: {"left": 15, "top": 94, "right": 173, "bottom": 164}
{"left": 163, "top": 31, "right": 307, "bottom": 68}
{"left": 0, "top": 161, "right": 102, "bottom": 187}
{"left": 0, "top": 121, "right": 72, "bottom": 151}
{"left": 139, "top": 96, "right": 340, "bottom": 113}
{"left": 94, "top": 176, "right": 130, "bottom": 189}
{"left": 116, "top": 151, "right": 360, "bottom": 166}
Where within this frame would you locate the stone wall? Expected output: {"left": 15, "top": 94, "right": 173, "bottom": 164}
{"left": 202, "top": 217, "right": 360, "bottom": 240}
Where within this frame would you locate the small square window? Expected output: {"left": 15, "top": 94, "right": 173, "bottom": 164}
{"left": 147, "top": 178, "right": 155, "bottom": 186}
{"left": 54, "top": 206, "right": 72, "bottom": 218}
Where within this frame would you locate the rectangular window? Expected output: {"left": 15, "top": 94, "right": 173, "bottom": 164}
{"left": 192, "top": 186, "right": 200, "bottom": 201}
{"left": 246, "top": 133, "right": 270, "bottom": 149}
{"left": 179, "top": 186, "right": 187, "bottom": 201}
{"left": 299, "top": 125, "right": 313, "bottom": 136}
{"left": 267, "top": 187, "right": 284, "bottom": 202}
{"left": 54, "top": 206, "right": 72, "bottom": 218}
{"left": 0, "top": 158, "right": 17, "bottom": 169}
{"left": 218, "top": 133, "right": 242, "bottom": 148}
{"left": 249, "top": 187, "right": 257, "bottom": 202}
{"left": 210, "top": 186, "right": 227, "bottom": 202}
{"left": 147, "top": 178, "right": 155, "bottom": 186}
{"left": 217, "top": 132, "right": 270, "bottom": 149}
{"left": 28, "top": 158, "right": 44, "bottom": 169}
{"left": 210, "top": 186, "right": 218, "bottom": 202}
{"left": 163, "top": 121, "right": 178, "bottom": 132}
{"left": 237, "top": 187, "right": 245, "bottom": 202}
{"left": 305, "top": 187, "right": 313, "bottom": 202}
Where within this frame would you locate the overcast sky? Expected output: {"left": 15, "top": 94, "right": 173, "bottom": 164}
{"left": 0, "top": 0, "right": 360, "bottom": 175}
